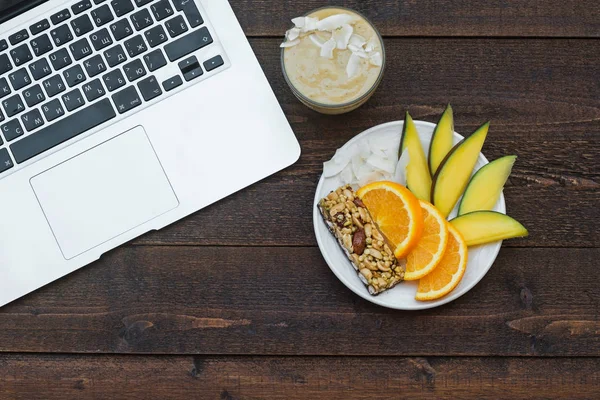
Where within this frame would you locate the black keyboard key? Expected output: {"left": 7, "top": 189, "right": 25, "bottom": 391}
{"left": 83, "top": 54, "right": 107, "bottom": 77}
{"left": 63, "top": 64, "right": 87, "bottom": 87}
{"left": 143, "top": 49, "right": 166, "bottom": 71}
{"left": 144, "top": 25, "right": 167, "bottom": 48}
{"left": 43, "top": 75, "right": 67, "bottom": 97}
{"left": 2, "top": 94, "right": 25, "bottom": 117}
{"left": 8, "top": 68, "right": 31, "bottom": 91}
{"left": 30, "top": 19, "right": 50, "bottom": 35}
{"left": 0, "top": 78, "right": 11, "bottom": 99}
{"left": 162, "top": 75, "right": 182, "bottom": 91}
{"left": 69, "top": 38, "right": 93, "bottom": 60}
{"left": 110, "top": 19, "right": 133, "bottom": 41}
{"left": 50, "top": 9, "right": 71, "bottom": 25}
{"left": 137, "top": 75, "right": 161, "bottom": 101}
{"left": 204, "top": 55, "right": 224, "bottom": 72}
{"left": 112, "top": 85, "right": 141, "bottom": 114}
{"left": 72, "top": 0, "right": 92, "bottom": 15}
{"left": 164, "top": 27, "right": 212, "bottom": 61}
{"left": 9, "top": 29, "right": 29, "bottom": 45}
{"left": 0, "top": 148, "right": 13, "bottom": 172}
{"left": 50, "top": 24, "right": 73, "bottom": 46}
{"left": 22, "top": 84, "right": 46, "bottom": 107}
{"left": 30, "top": 34, "right": 53, "bottom": 57}
{"left": 62, "top": 88, "right": 86, "bottom": 111}
{"left": 29, "top": 58, "right": 53, "bottom": 80}
{"left": 0, "top": 54, "right": 12, "bottom": 75}
{"left": 165, "top": 15, "right": 187, "bottom": 38}
{"left": 21, "top": 109, "right": 44, "bottom": 131}
{"left": 91, "top": 4, "right": 114, "bottom": 27}
{"left": 41, "top": 99, "right": 64, "bottom": 121}
{"left": 123, "top": 58, "right": 146, "bottom": 82}
{"left": 131, "top": 9, "right": 153, "bottom": 31}
{"left": 11, "top": 99, "right": 116, "bottom": 163}
{"left": 90, "top": 28, "right": 113, "bottom": 50}
{"left": 0, "top": 110, "right": 3, "bottom": 123}
{"left": 183, "top": 65, "right": 202, "bottom": 81}
{"left": 82, "top": 78, "right": 105, "bottom": 101}
{"left": 0, "top": 39, "right": 7, "bottom": 51}
{"left": 2, "top": 119, "right": 23, "bottom": 141}
{"left": 104, "top": 44, "right": 127, "bottom": 67}
{"left": 94, "top": 0, "right": 106, "bottom": 4}
{"left": 176, "top": 0, "right": 203, "bottom": 27}
{"left": 102, "top": 69, "right": 126, "bottom": 91}
{"left": 49, "top": 48, "right": 73, "bottom": 70}
{"left": 151, "top": 0, "right": 174, "bottom": 21}
{"left": 111, "top": 0, "right": 134, "bottom": 17}
{"left": 124, "top": 35, "right": 147, "bottom": 57}
{"left": 178, "top": 54, "right": 197, "bottom": 71}
{"left": 134, "top": 0, "right": 153, "bottom": 6}
{"left": 71, "top": 14, "right": 94, "bottom": 36}
{"left": 10, "top": 44, "right": 33, "bottom": 66}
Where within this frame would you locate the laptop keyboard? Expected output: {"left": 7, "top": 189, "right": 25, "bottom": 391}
{"left": 0, "top": 0, "right": 225, "bottom": 174}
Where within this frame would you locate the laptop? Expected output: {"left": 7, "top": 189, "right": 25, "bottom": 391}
{"left": 0, "top": 0, "right": 300, "bottom": 306}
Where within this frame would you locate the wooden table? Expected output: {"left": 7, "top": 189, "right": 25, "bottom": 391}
{"left": 1, "top": 1, "right": 599, "bottom": 398}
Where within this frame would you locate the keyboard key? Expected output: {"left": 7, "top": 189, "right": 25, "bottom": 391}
{"left": 151, "top": 0, "right": 174, "bottom": 21}
{"left": 0, "top": 39, "right": 7, "bottom": 51}
{"left": 144, "top": 25, "right": 167, "bottom": 48}
{"left": 124, "top": 35, "right": 147, "bottom": 57}
{"left": 50, "top": 24, "right": 73, "bottom": 46}
{"left": 83, "top": 54, "right": 107, "bottom": 77}
{"left": 82, "top": 78, "right": 105, "bottom": 101}
{"left": 164, "top": 26, "right": 212, "bottom": 62}
{"left": 183, "top": 65, "right": 202, "bottom": 81}
{"left": 41, "top": 99, "right": 65, "bottom": 121}
{"left": 50, "top": 9, "right": 71, "bottom": 25}
{"left": 72, "top": 0, "right": 92, "bottom": 15}
{"left": 123, "top": 59, "right": 146, "bottom": 82}
{"left": 2, "top": 94, "right": 25, "bottom": 117}
{"left": 162, "top": 75, "right": 182, "bottom": 91}
{"left": 30, "top": 19, "right": 50, "bottom": 35}
{"left": 21, "top": 109, "right": 45, "bottom": 131}
{"left": 22, "top": 84, "right": 46, "bottom": 107}
{"left": 131, "top": 9, "right": 153, "bottom": 31}
{"left": 49, "top": 48, "right": 73, "bottom": 70}
{"left": 178, "top": 54, "right": 197, "bottom": 71}
{"left": 176, "top": 0, "right": 203, "bottom": 28}
{"left": 91, "top": 4, "right": 114, "bottom": 27}
{"left": 9, "top": 29, "right": 29, "bottom": 45}
{"left": 2, "top": 119, "right": 23, "bottom": 141}
{"left": 143, "top": 49, "right": 166, "bottom": 71}
{"left": 8, "top": 68, "right": 31, "bottom": 91}
{"left": 29, "top": 59, "right": 52, "bottom": 80}
{"left": 165, "top": 15, "right": 188, "bottom": 38}
{"left": 69, "top": 38, "right": 93, "bottom": 60}
{"left": 104, "top": 44, "right": 127, "bottom": 67}
{"left": 112, "top": 85, "right": 141, "bottom": 113}
{"left": 0, "top": 78, "right": 11, "bottom": 99}
{"left": 111, "top": 0, "right": 134, "bottom": 17}
{"left": 94, "top": 0, "right": 106, "bottom": 4}
{"left": 11, "top": 98, "right": 116, "bottom": 163}
{"left": 137, "top": 75, "right": 161, "bottom": 101}
{"left": 30, "top": 34, "right": 53, "bottom": 57}
{"left": 0, "top": 110, "right": 3, "bottom": 123}
{"left": 0, "top": 54, "right": 12, "bottom": 75}
{"left": 110, "top": 19, "right": 133, "bottom": 41}
{"left": 90, "top": 28, "right": 113, "bottom": 51}
{"left": 71, "top": 14, "right": 94, "bottom": 36}
{"left": 0, "top": 148, "right": 14, "bottom": 172}
{"left": 62, "top": 88, "right": 86, "bottom": 111}
{"left": 63, "top": 64, "right": 87, "bottom": 87}
{"left": 10, "top": 44, "right": 33, "bottom": 66}
{"left": 204, "top": 55, "right": 224, "bottom": 72}
{"left": 102, "top": 69, "right": 126, "bottom": 91}
{"left": 42, "top": 75, "right": 66, "bottom": 97}
{"left": 134, "top": 0, "right": 153, "bottom": 6}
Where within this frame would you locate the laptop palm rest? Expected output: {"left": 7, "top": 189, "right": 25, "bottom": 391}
{"left": 30, "top": 126, "right": 179, "bottom": 260}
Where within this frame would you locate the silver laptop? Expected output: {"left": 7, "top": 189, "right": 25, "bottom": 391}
{"left": 0, "top": 0, "right": 300, "bottom": 306}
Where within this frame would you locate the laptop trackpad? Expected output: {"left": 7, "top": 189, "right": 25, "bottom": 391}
{"left": 30, "top": 126, "right": 179, "bottom": 260}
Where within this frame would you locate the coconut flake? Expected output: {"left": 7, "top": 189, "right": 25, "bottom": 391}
{"left": 365, "top": 37, "right": 379, "bottom": 52}
{"left": 320, "top": 37, "right": 336, "bottom": 59}
{"left": 349, "top": 34, "right": 366, "bottom": 48}
{"left": 316, "top": 14, "right": 356, "bottom": 31}
{"left": 309, "top": 34, "right": 326, "bottom": 47}
{"left": 323, "top": 147, "right": 353, "bottom": 178}
{"left": 340, "top": 164, "right": 354, "bottom": 184}
{"left": 366, "top": 154, "right": 396, "bottom": 174}
{"left": 393, "top": 150, "right": 410, "bottom": 186}
{"left": 280, "top": 39, "right": 300, "bottom": 48}
{"left": 346, "top": 52, "right": 362, "bottom": 79}
{"left": 369, "top": 52, "right": 383, "bottom": 67}
{"left": 332, "top": 24, "right": 353, "bottom": 49}
{"left": 348, "top": 44, "right": 369, "bottom": 59}
{"left": 286, "top": 27, "right": 301, "bottom": 41}
{"left": 292, "top": 16, "right": 319, "bottom": 32}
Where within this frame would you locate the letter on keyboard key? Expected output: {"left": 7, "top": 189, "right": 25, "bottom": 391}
{"left": 2, "top": 94, "right": 25, "bottom": 117}
{"left": 176, "top": 0, "right": 203, "bottom": 28}
{"left": 29, "top": 58, "right": 53, "bottom": 80}
{"left": 123, "top": 59, "right": 146, "bottom": 82}
{"left": 10, "top": 99, "right": 116, "bottom": 164}
{"left": 21, "top": 109, "right": 45, "bottom": 131}
{"left": 42, "top": 74, "right": 66, "bottom": 97}
{"left": 164, "top": 27, "right": 212, "bottom": 61}
{"left": 112, "top": 85, "right": 141, "bottom": 114}
{"left": 0, "top": 78, "right": 11, "bottom": 99}
{"left": 82, "top": 78, "right": 105, "bottom": 101}
{"left": 83, "top": 54, "right": 107, "bottom": 77}
{"left": 22, "top": 84, "right": 46, "bottom": 107}
{"left": 8, "top": 68, "right": 31, "bottom": 91}
{"left": 1, "top": 119, "right": 24, "bottom": 141}
{"left": 110, "top": 19, "right": 133, "bottom": 41}
{"left": 41, "top": 99, "right": 65, "bottom": 121}
{"left": 63, "top": 64, "right": 87, "bottom": 87}
{"left": 0, "top": 148, "right": 14, "bottom": 173}
{"left": 70, "top": 38, "right": 93, "bottom": 60}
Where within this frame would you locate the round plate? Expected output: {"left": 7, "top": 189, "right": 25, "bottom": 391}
{"left": 313, "top": 120, "right": 505, "bottom": 310}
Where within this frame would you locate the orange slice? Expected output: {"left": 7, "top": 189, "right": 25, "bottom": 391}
{"left": 416, "top": 224, "right": 468, "bottom": 301}
{"left": 404, "top": 201, "right": 449, "bottom": 281}
{"left": 356, "top": 181, "right": 423, "bottom": 259}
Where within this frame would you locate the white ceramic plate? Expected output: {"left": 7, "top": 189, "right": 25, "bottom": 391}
{"left": 313, "top": 120, "right": 505, "bottom": 310}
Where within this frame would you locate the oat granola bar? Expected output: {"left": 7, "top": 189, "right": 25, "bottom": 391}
{"left": 318, "top": 185, "right": 406, "bottom": 295}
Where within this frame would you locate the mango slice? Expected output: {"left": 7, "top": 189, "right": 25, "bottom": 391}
{"left": 450, "top": 211, "right": 528, "bottom": 246}
{"left": 400, "top": 112, "right": 431, "bottom": 201}
{"left": 458, "top": 155, "right": 517, "bottom": 216}
{"left": 431, "top": 122, "right": 489, "bottom": 217}
{"left": 428, "top": 104, "right": 454, "bottom": 176}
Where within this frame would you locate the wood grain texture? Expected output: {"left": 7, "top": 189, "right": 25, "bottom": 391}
{"left": 230, "top": 0, "right": 600, "bottom": 38}
{"left": 1, "top": 354, "right": 599, "bottom": 399}
{"left": 1, "top": 246, "right": 598, "bottom": 356}
{"left": 132, "top": 38, "right": 600, "bottom": 248}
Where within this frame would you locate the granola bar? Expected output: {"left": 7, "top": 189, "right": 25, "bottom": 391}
{"left": 318, "top": 185, "right": 406, "bottom": 295}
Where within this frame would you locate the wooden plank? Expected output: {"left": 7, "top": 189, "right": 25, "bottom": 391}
{"left": 1, "top": 247, "right": 598, "bottom": 356}
{"left": 1, "top": 354, "right": 599, "bottom": 399}
{"left": 132, "top": 38, "right": 599, "bottom": 247}
{"left": 230, "top": 0, "right": 600, "bottom": 38}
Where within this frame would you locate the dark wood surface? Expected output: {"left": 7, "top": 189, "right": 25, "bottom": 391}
{"left": 1, "top": 1, "right": 599, "bottom": 399}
